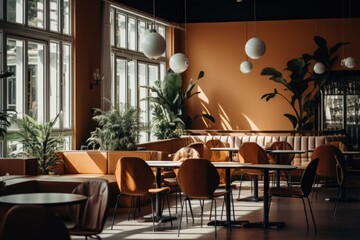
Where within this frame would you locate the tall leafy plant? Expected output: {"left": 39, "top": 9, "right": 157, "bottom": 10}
{"left": 10, "top": 114, "right": 64, "bottom": 174}
{"left": 141, "top": 70, "right": 215, "bottom": 139}
{"left": 261, "top": 36, "right": 349, "bottom": 130}
{"left": 87, "top": 100, "right": 142, "bottom": 150}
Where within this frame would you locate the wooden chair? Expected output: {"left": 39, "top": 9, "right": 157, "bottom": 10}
{"left": 238, "top": 142, "right": 270, "bottom": 201}
{"left": 267, "top": 141, "right": 295, "bottom": 187}
{"left": 177, "top": 158, "right": 229, "bottom": 239}
{"left": 0, "top": 205, "right": 71, "bottom": 240}
{"left": 67, "top": 179, "right": 109, "bottom": 240}
{"left": 111, "top": 157, "right": 172, "bottom": 231}
{"left": 269, "top": 158, "right": 319, "bottom": 231}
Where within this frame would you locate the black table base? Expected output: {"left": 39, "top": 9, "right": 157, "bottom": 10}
{"left": 140, "top": 215, "right": 176, "bottom": 223}
{"left": 243, "top": 221, "right": 286, "bottom": 229}
{"left": 237, "top": 196, "right": 264, "bottom": 202}
{"left": 207, "top": 220, "right": 249, "bottom": 228}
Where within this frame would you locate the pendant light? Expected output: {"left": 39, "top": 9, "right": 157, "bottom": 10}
{"left": 170, "top": 0, "right": 189, "bottom": 73}
{"left": 245, "top": 0, "right": 266, "bottom": 59}
{"left": 141, "top": 0, "right": 166, "bottom": 60}
{"left": 313, "top": 19, "right": 326, "bottom": 74}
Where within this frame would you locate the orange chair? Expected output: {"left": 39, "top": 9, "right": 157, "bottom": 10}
{"left": 67, "top": 179, "right": 109, "bottom": 240}
{"left": 238, "top": 142, "right": 271, "bottom": 201}
{"left": 187, "top": 142, "right": 212, "bottom": 160}
{"left": 267, "top": 141, "right": 295, "bottom": 187}
{"left": 269, "top": 158, "right": 319, "bottom": 231}
{"left": 164, "top": 147, "right": 200, "bottom": 213}
{"left": 0, "top": 205, "right": 71, "bottom": 240}
{"left": 111, "top": 157, "right": 172, "bottom": 231}
{"left": 177, "top": 158, "right": 229, "bottom": 239}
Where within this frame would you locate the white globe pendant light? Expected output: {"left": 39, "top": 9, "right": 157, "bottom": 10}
{"left": 245, "top": 37, "right": 266, "bottom": 59}
{"left": 141, "top": 29, "right": 166, "bottom": 60}
{"left": 240, "top": 60, "right": 253, "bottom": 74}
{"left": 341, "top": 57, "right": 357, "bottom": 69}
{"left": 313, "top": 62, "right": 326, "bottom": 74}
{"left": 170, "top": 53, "right": 189, "bottom": 73}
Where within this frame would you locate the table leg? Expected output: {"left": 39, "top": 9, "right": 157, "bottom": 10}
{"left": 275, "top": 154, "right": 281, "bottom": 187}
{"left": 237, "top": 175, "right": 264, "bottom": 202}
{"left": 208, "top": 168, "right": 248, "bottom": 228}
{"left": 243, "top": 169, "right": 285, "bottom": 229}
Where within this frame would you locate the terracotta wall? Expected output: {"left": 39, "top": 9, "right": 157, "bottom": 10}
{"left": 182, "top": 19, "right": 360, "bottom": 131}
{"left": 73, "top": 0, "right": 102, "bottom": 149}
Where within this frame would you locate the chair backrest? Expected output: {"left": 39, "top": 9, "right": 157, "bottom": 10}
{"left": 301, "top": 158, "right": 319, "bottom": 197}
{"left": 115, "top": 157, "right": 154, "bottom": 196}
{"left": 205, "top": 139, "right": 230, "bottom": 162}
{"left": 239, "top": 142, "right": 269, "bottom": 164}
{"left": 177, "top": 158, "right": 220, "bottom": 199}
{"left": 173, "top": 146, "right": 200, "bottom": 162}
{"left": 187, "top": 142, "right": 212, "bottom": 160}
{"left": 0, "top": 205, "right": 70, "bottom": 240}
{"left": 267, "top": 141, "right": 295, "bottom": 165}
{"left": 311, "top": 144, "right": 345, "bottom": 178}
{"left": 68, "top": 179, "right": 109, "bottom": 233}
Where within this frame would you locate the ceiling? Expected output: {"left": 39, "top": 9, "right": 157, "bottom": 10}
{"left": 116, "top": 0, "right": 360, "bottom": 23}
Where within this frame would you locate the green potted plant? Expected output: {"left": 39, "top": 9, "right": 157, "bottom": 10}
{"left": 261, "top": 36, "right": 349, "bottom": 130}
{"left": 9, "top": 114, "right": 65, "bottom": 174}
{"left": 141, "top": 69, "right": 215, "bottom": 139}
{"left": 87, "top": 100, "right": 142, "bottom": 150}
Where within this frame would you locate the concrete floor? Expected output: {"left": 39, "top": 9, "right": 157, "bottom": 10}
{"left": 72, "top": 181, "right": 360, "bottom": 240}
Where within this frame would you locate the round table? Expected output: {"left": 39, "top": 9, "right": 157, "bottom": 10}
{"left": 0, "top": 193, "right": 87, "bottom": 206}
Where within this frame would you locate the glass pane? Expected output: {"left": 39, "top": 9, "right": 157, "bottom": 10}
{"left": 324, "top": 95, "right": 343, "bottom": 130}
{"left": 49, "top": 0, "right": 60, "bottom": 32}
{"left": 63, "top": 43, "right": 71, "bottom": 128}
{"left": 6, "top": 38, "right": 24, "bottom": 119}
{"left": 7, "top": 0, "right": 24, "bottom": 24}
{"left": 115, "top": 58, "right": 126, "bottom": 105}
{"left": 28, "top": 0, "right": 44, "bottom": 28}
{"left": 49, "top": 42, "right": 60, "bottom": 127}
{"left": 110, "top": 8, "right": 114, "bottom": 46}
{"left": 28, "top": 42, "right": 45, "bottom": 122}
{"left": 0, "top": 0, "right": 3, "bottom": 20}
{"left": 115, "top": 12, "right": 126, "bottom": 48}
{"left": 138, "top": 20, "right": 146, "bottom": 52}
{"left": 128, "top": 17, "right": 136, "bottom": 51}
{"left": 63, "top": 0, "right": 71, "bottom": 34}
{"left": 138, "top": 63, "right": 146, "bottom": 143}
{"left": 127, "top": 61, "right": 136, "bottom": 107}
{"left": 346, "top": 95, "right": 360, "bottom": 125}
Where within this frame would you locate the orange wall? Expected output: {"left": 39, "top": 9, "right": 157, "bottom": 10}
{"left": 182, "top": 19, "right": 360, "bottom": 131}
{"left": 73, "top": 0, "right": 102, "bottom": 149}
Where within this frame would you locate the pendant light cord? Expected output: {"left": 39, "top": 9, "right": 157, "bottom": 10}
{"left": 185, "top": 0, "right": 188, "bottom": 55}
{"left": 152, "top": 0, "right": 156, "bottom": 30}
{"left": 253, "top": 0, "right": 256, "bottom": 37}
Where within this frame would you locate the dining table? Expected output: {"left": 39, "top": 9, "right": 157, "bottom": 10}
{"left": 210, "top": 147, "right": 239, "bottom": 161}
{"left": 0, "top": 192, "right": 87, "bottom": 206}
{"left": 146, "top": 160, "right": 297, "bottom": 229}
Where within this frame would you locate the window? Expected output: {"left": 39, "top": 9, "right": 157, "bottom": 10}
{"left": 0, "top": 0, "right": 73, "bottom": 156}
{"left": 110, "top": 5, "right": 167, "bottom": 142}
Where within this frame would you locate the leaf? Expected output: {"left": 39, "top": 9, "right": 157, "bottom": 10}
{"left": 193, "top": 113, "right": 216, "bottom": 123}
{"left": 314, "top": 36, "right": 327, "bottom": 47}
{"left": 284, "top": 113, "right": 298, "bottom": 129}
{"left": 261, "top": 67, "right": 282, "bottom": 78}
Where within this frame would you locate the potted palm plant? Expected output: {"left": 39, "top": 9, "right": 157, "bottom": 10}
{"left": 10, "top": 114, "right": 64, "bottom": 174}
{"left": 140, "top": 69, "right": 215, "bottom": 139}
{"left": 87, "top": 99, "right": 142, "bottom": 150}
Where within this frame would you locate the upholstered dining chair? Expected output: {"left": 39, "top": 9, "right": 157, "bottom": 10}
{"left": 111, "top": 156, "right": 172, "bottom": 231}
{"left": 177, "top": 158, "right": 229, "bottom": 239}
{"left": 269, "top": 158, "right": 319, "bottom": 231}
{"left": 164, "top": 146, "right": 200, "bottom": 213}
{"left": 238, "top": 142, "right": 270, "bottom": 201}
{"left": 0, "top": 204, "right": 71, "bottom": 240}
{"left": 267, "top": 141, "right": 295, "bottom": 187}
{"left": 67, "top": 179, "right": 109, "bottom": 240}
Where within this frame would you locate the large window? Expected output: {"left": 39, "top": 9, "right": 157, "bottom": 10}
{"left": 0, "top": 0, "right": 72, "bottom": 156}
{"left": 110, "top": 5, "right": 167, "bottom": 142}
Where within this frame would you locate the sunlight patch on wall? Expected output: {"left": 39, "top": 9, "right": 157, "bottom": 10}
{"left": 197, "top": 86, "right": 209, "bottom": 104}
{"left": 218, "top": 104, "right": 232, "bottom": 130}
{"left": 241, "top": 112, "right": 260, "bottom": 130}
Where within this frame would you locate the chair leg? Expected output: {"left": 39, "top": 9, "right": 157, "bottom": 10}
{"left": 165, "top": 193, "right": 173, "bottom": 227}
{"left": 301, "top": 198, "right": 309, "bottom": 231}
{"left": 150, "top": 196, "right": 155, "bottom": 232}
{"left": 178, "top": 199, "right": 186, "bottom": 237}
{"left": 200, "top": 200, "right": 204, "bottom": 227}
{"left": 306, "top": 197, "right": 317, "bottom": 232}
{"left": 237, "top": 175, "right": 244, "bottom": 199}
{"left": 213, "top": 199, "right": 217, "bottom": 239}
{"left": 111, "top": 193, "right": 122, "bottom": 230}
{"left": 333, "top": 186, "right": 342, "bottom": 218}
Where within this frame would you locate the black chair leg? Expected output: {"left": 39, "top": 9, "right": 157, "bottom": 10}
{"left": 111, "top": 193, "right": 122, "bottom": 230}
